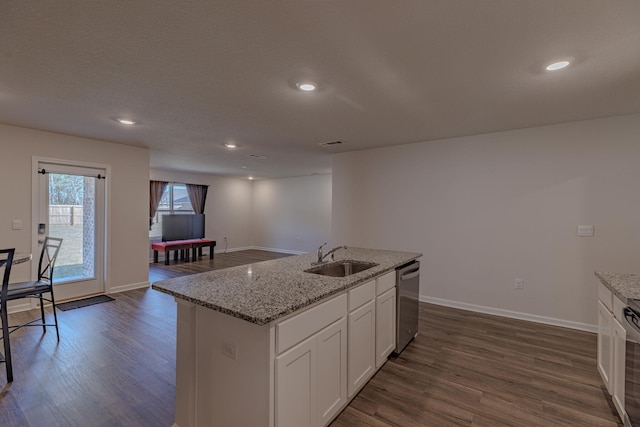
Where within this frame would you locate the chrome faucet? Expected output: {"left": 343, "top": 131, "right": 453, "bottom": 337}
{"left": 313, "top": 243, "right": 347, "bottom": 265}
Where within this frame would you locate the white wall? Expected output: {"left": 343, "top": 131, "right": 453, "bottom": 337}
{"left": 252, "top": 175, "right": 332, "bottom": 254}
{"left": 332, "top": 114, "right": 640, "bottom": 328}
{"left": 0, "top": 123, "right": 149, "bottom": 292}
{"left": 150, "top": 169, "right": 254, "bottom": 250}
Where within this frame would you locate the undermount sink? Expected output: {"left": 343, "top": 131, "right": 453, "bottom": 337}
{"left": 304, "top": 260, "right": 378, "bottom": 277}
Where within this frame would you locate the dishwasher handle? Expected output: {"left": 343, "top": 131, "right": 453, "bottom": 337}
{"left": 624, "top": 307, "right": 640, "bottom": 342}
{"left": 399, "top": 267, "right": 420, "bottom": 281}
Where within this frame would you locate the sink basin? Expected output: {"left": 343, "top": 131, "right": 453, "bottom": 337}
{"left": 304, "top": 260, "right": 378, "bottom": 277}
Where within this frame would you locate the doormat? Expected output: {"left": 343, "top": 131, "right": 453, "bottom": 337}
{"left": 57, "top": 295, "right": 115, "bottom": 311}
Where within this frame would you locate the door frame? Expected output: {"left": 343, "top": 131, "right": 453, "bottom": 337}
{"left": 31, "top": 156, "right": 111, "bottom": 302}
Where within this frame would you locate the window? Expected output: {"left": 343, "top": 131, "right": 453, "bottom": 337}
{"left": 149, "top": 183, "right": 194, "bottom": 237}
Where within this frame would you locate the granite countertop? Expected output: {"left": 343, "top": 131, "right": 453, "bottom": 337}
{"left": 595, "top": 271, "right": 640, "bottom": 303}
{"left": 152, "top": 247, "right": 421, "bottom": 325}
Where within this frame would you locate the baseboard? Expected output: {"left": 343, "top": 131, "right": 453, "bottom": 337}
{"left": 215, "top": 246, "right": 254, "bottom": 254}
{"left": 250, "top": 246, "right": 307, "bottom": 255}
{"left": 108, "top": 281, "right": 150, "bottom": 294}
{"left": 420, "top": 295, "right": 597, "bottom": 333}
{"left": 7, "top": 301, "right": 32, "bottom": 315}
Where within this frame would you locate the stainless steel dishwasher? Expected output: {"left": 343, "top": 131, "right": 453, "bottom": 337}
{"left": 394, "top": 260, "right": 420, "bottom": 354}
{"left": 624, "top": 300, "right": 640, "bottom": 427}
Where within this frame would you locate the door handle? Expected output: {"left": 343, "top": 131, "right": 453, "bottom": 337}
{"left": 400, "top": 270, "right": 420, "bottom": 281}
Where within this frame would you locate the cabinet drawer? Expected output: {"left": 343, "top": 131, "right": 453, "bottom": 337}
{"left": 376, "top": 271, "right": 396, "bottom": 296}
{"left": 276, "top": 294, "right": 347, "bottom": 354}
{"left": 349, "top": 280, "right": 375, "bottom": 311}
{"left": 598, "top": 283, "right": 613, "bottom": 312}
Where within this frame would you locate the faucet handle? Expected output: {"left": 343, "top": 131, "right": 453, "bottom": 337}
{"left": 316, "top": 242, "right": 328, "bottom": 263}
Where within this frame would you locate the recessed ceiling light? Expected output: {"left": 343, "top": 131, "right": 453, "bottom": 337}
{"left": 224, "top": 143, "right": 237, "bottom": 148}
{"left": 116, "top": 118, "right": 137, "bottom": 125}
{"left": 545, "top": 60, "right": 571, "bottom": 71}
{"left": 248, "top": 176, "right": 254, "bottom": 180}
{"left": 296, "top": 82, "right": 317, "bottom": 92}
{"left": 111, "top": 117, "right": 140, "bottom": 125}
{"left": 241, "top": 166, "right": 247, "bottom": 169}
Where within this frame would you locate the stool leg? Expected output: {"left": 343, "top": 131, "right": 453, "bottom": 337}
{"left": 39, "top": 295, "right": 46, "bottom": 333}
{"left": 1, "top": 303, "right": 13, "bottom": 382}
{"left": 154, "top": 250, "right": 158, "bottom": 263}
{"left": 50, "top": 290, "right": 60, "bottom": 341}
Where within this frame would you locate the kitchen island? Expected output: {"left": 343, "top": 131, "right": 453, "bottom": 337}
{"left": 594, "top": 271, "right": 640, "bottom": 423}
{"left": 152, "top": 247, "right": 421, "bottom": 427}
{"left": 595, "top": 271, "right": 640, "bottom": 303}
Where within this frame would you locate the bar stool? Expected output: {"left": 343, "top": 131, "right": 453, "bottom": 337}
{"left": 7, "top": 237, "right": 63, "bottom": 340}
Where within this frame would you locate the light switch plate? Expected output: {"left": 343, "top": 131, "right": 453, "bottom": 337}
{"left": 577, "top": 225, "right": 594, "bottom": 237}
{"left": 12, "top": 219, "right": 22, "bottom": 230}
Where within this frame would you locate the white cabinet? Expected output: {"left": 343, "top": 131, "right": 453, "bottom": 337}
{"left": 274, "top": 271, "right": 401, "bottom": 426}
{"left": 348, "top": 299, "right": 376, "bottom": 397}
{"left": 275, "top": 296, "right": 348, "bottom": 427}
{"left": 376, "top": 287, "right": 396, "bottom": 368}
{"left": 276, "top": 335, "right": 317, "bottom": 427}
{"left": 612, "top": 316, "right": 626, "bottom": 418}
{"left": 275, "top": 317, "right": 347, "bottom": 427}
{"left": 316, "top": 318, "right": 348, "bottom": 426}
{"left": 597, "top": 283, "right": 626, "bottom": 422}
{"left": 597, "top": 299, "right": 613, "bottom": 391}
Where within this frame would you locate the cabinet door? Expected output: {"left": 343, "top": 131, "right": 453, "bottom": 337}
{"left": 597, "top": 300, "right": 613, "bottom": 393}
{"left": 316, "top": 318, "right": 347, "bottom": 427}
{"left": 612, "top": 316, "right": 626, "bottom": 419}
{"left": 348, "top": 299, "right": 376, "bottom": 398}
{"left": 376, "top": 287, "right": 396, "bottom": 368}
{"left": 275, "top": 335, "right": 317, "bottom": 427}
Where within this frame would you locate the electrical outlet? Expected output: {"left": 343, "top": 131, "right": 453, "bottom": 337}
{"left": 222, "top": 339, "right": 238, "bottom": 360}
{"left": 515, "top": 278, "right": 524, "bottom": 290}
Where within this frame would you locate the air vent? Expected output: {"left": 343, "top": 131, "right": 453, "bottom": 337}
{"left": 247, "top": 154, "right": 269, "bottom": 159}
{"left": 318, "top": 140, "right": 344, "bottom": 147}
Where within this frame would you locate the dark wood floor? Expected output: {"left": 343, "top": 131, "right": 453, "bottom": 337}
{"left": 0, "top": 250, "right": 621, "bottom": 426}
{"left": 331, "top": 304, "right": 621, "bottom": 427}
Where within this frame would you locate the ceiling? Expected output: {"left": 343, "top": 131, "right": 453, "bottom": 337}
{"left": 1, "top": 1, "right": 639, "bottom": 179}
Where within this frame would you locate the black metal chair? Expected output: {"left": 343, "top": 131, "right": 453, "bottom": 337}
{"left": 0, "top": 247, "right": 16, "bottom": 383}
{"left": 6, "top": 237, "right": 63, "bottom": 341}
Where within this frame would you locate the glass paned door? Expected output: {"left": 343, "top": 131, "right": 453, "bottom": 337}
{"left": 48, "top": 173, "right": 96, "bottom": 282}
{"left": 37, "top": 162, "right": 105, "bottom": 300}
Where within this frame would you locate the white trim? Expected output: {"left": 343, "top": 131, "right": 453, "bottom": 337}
{"left": 210, "top": 245, "right": 303, "bottom": 255}
{"left": 7, "top": 301, "right": 32, "bottom": 315}
{"left": 108, "top": 281, "right": 150, "bottom": 294}
{"left": 420, "top": 295, "right": 597, "bottom": 333}
{"left": 250, "top": 246, "right": 306, "bottom": 255}
{"left": 32, "top": 156, "right": 111, "bottom": 297}
{"left": 214, "top": 245, "right": 253, "bottom": 254}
